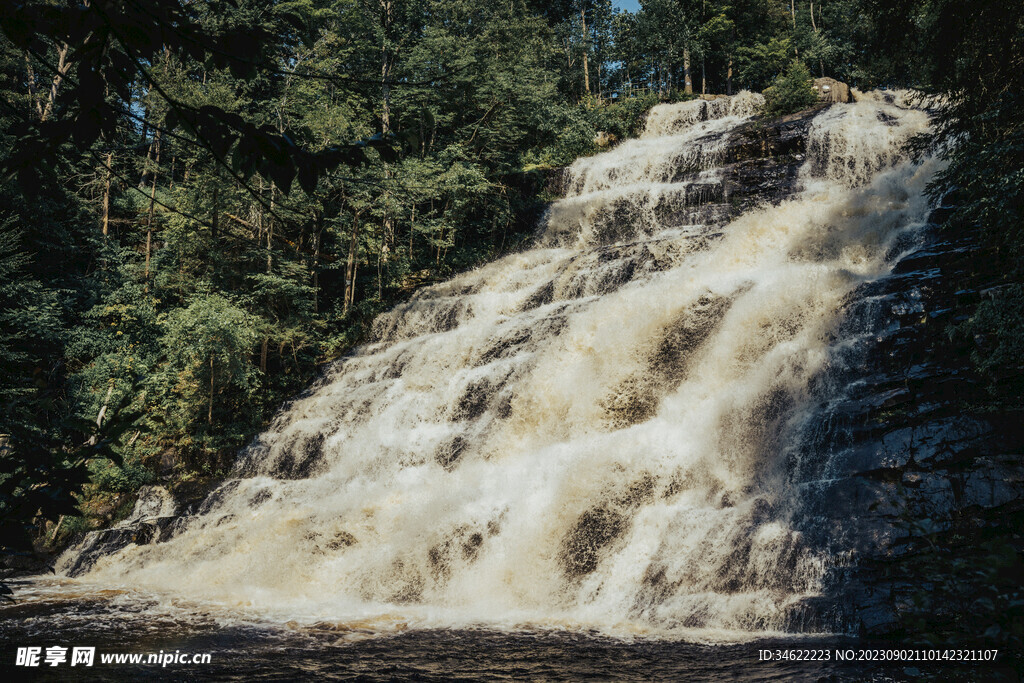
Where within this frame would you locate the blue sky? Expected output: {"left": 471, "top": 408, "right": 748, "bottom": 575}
{"left": 613, "top": 0, "right": 641, "bottom": 12}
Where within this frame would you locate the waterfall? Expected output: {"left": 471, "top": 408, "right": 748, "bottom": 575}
{"left": 61, "top": 92, "right": 936, "bottom": 636}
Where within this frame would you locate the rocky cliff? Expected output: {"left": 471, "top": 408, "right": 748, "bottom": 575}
{"left": 799, "top": 212, "right": 1024, "bottom": 635}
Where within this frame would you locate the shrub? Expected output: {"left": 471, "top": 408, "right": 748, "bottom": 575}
{"left": 763, "top": 60, "right": 818, "bottom": 116}
{"left": 520, "top": 91, "right": 676, "bottom": 171}
{"left": 88, "top": 458, "right": 154, "bottom": 494}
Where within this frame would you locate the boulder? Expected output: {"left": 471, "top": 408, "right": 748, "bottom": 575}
{"left": 594, "top": 131, "right": 617, "bottom": 148}
{"left": 813, "top": 77, "right": 851, "bottom": 103}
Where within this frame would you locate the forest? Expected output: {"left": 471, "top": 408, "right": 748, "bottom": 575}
{"left": 0, "top": 0, "right": 1022, "bottom": 662}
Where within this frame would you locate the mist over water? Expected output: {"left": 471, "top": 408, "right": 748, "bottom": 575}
{"left": 57, "top": 93, "right": 935, "bottom": 638}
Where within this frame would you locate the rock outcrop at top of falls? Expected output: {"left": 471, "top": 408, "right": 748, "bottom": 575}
{"left": 55, "top": 91, "right": 1012, "bottom": 639}
{"left": 813, "top": 77, "right": 851, "bottom": 104}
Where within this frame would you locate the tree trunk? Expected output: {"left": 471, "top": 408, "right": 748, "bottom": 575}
{"left": 101, "top": 152, "right": 113, "bottom": 237}
{"left": 260, "top": 338, "right": 268, "bottom": 373}
{"left": 50, "top": 516, "right": 65, "bottom": 543}
{"left": 409, "top": 206, "right": 415, "bottom": 257}
{"left": 379, "top": 0, "right": 396, "bottom": 261}
{"left": 377, "top": 242, "right": 383, "bottom": 300}
{"left": 350, "top": 258, "right": 359, "bottom": 310}
{"left": 313, "top": 219, "right": 322, "bottom": 314}
{"left": 267, "top": 184, "right": 275, "bottom": 274}
{"left": 581, "top": 5, "right": 590, "bottom": 96}
{"left": 683, "top": 48, "right": 693, "bottom": 95}
{"left": 208, "top": 355, "right": 214, "bottom": 425}
{"left": 727, "top": 56, "right": 734, "bottom": 96}
{"left": 791, "top": 0, "right": 799, "bottom": 56}
{"left": 40, "top": 44, "right": 69, "bottom": 122}
{"left": 140, "top": 136, "right": 155, "bottom": 188}
{"left": 382, "top": 187, "right": 394, "bottom": 259}
{"left": 810, "top": 2, "right": 823, "bottom": 75}
{"left": 256, "top": 175, "right": 266, "bottom": 250}
{"left": 212, "top": 181, "right": 219, "bottom": 244}
{"left": 701, "top": 0, "right": 708, "bottom": 95}
{"left": 24, "top": 52, "right": 43, "bottom": 120}
{"left": 380, "top": 0, "right": 394, "bottom": 135}
{"left": 87, "top": 383, "right": 115, "bottom": 446}
{"left": 144, "top": 130, "right": 162, "bottom": 281}
{"left": 344, "top": 212, "right": 361, "bottom": 314}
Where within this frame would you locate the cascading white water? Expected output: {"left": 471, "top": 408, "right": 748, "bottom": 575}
{"left": 61, "top": 92, "right": 936, "bottom": 637}
{"left": 544, "top": 92, "right": 764, "bottom": 247}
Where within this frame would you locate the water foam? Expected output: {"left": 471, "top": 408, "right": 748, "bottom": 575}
{"left": 61, "top": 92, "right": 936, "bottom": 637}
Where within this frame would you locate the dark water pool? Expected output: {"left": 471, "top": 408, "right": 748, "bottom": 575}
{"left": 0, "top": 580, "right": 1008, "bottom": 681}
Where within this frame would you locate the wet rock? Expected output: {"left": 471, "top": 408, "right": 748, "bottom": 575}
{"left": 327, "top": 530, "right": 358, "bottom": 550}
{"left": 724, "top": 106, "right": 824, "bottom": 163}
{"left": 545, "top": 167, "right": 571, "bottom": 197}
{"left": 795, "top": 206, "right": 1024, "bottom": 636}
{"left": 435, "top": 435, "right": 468, "bottom": 471}
{"left": 125, "top": 485, "right": 176, "bottom": 521}
{"left": 960, "top": 456, "right": 1024, "bottom": 509}
{"left": 857, "top": 597, "right": 897, "bottom": 635}
{"left": 718, "top": 106, "right": 826, "bottom": 212}
{"left": 58, "top": 486, "right": 185, "bottom": 576}
{"left": 61, "top": 517, "right": 179, "bottom": 577}
{"left": 167, "top": 475, "right": 224, "bottom": 515}
{"left": 560, "top": 507, "right": 628, "bottom": 577}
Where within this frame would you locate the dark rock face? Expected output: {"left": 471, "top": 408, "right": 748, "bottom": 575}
{"left": 62, "top": 518, "right": 179, "bottom": 577}
{"left": 60, "top": 484, "right": 210, "bottom": 577}
{"left": 725, "top": 107, "right": 824, "bottom": 164}
{"left": 793, "top": 218, "right": 1024, "bottom": 635}
{"left": 718, "top": 106, "right": 827, "bottom": 213}
{"left": 567, "top": 105, "right": 822, "bottom": 240}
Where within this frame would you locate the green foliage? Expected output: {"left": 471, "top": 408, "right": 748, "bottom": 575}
{"left": 521, "top": 92, "right": 675, "bottom": 170}
{"left": 88, "top": 458, "right": 154, "bottom": 496}
{"left": 590, "top": 91, "right": 664, "bottom": 140}
{"left": 521, "top": 105, "right": 597, "bottom": 170}
{"left": 735, "top": 37, "right": 793, "bottom": 91}
{"left": 762, "top": 60, "right": 818, "bottom": 117}
{"left": 0, "top": 0, "right": 394, "bottom": 198}
{"left": 0, "top": 217, "right": 63, "bottom": 414}
{"left": 150, "top": 294, "right": 261, "bottom": 455}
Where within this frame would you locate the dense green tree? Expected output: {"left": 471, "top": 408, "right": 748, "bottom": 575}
{"left": 762, "top": 59, "right": 817, "bottom": 115}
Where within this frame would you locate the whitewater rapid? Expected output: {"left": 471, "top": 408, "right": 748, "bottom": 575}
{"left": 58, "top": 91, "right": 936, "bottom": 638}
